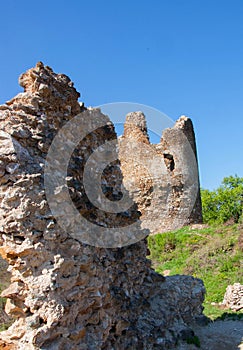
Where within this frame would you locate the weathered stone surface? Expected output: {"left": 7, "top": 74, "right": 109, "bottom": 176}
{"left": 0, "top": 63, "right": 205, "bottom": 349}
{"left": 222, "top": 283, "right": 243, "bottom": 311}
{"left": 119, "top": 112, "right": 202, "bottom": 234}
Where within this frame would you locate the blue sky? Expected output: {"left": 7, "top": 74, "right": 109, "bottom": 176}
{"left": 0, "top": 0, "right": 242, "bottom": 190}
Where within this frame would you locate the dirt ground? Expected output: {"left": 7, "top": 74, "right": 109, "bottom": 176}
{"left": 177, "top": 320, "right": 243, "bottom": 350}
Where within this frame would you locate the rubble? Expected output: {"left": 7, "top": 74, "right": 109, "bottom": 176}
{"left": 222, "top": 283, "right": 243, "bottom": 311}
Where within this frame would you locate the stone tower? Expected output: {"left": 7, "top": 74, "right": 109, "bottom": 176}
{"left": 119, "top": 112, "right": 203, "bottom": 234}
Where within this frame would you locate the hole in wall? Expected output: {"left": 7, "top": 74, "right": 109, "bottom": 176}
{"left": 163, "top": 153, "right": 175, "bottom": 172}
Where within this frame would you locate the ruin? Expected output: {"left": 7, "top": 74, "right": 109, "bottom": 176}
{"left": 0, "top": 63, "right": 205, "bottom": 349}
{"left": 119, "top": 111, "right": 202, "bottom": 233}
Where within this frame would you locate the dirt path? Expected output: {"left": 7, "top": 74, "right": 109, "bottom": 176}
{"left": 177, "top": 320, "right": 243, "bottom": 350}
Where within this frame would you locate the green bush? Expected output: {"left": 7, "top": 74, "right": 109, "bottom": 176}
{"left": 201, "top": 175, "right": 243, "bottom": 224}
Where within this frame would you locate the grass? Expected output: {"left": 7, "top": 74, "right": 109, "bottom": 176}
{"left": 147, "top": 223, "right": 243, "bottom": 320}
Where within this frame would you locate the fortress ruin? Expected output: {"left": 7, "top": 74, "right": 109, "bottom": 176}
{"left": 0, "top": 63, "right": 204, "bottom": 349}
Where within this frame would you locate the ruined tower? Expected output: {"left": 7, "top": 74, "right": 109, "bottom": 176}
{"left": 119, "top": 111, "right": 203, "bottom": 234}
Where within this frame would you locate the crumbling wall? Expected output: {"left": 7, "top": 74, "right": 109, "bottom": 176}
{"left": 119, "top": 112, "right": 202, "bottom": 234}
{"left": 0, "top": 63, "right": 205, "bottom": 349}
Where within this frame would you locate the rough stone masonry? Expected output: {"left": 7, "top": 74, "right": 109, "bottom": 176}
{"left": 0, "top": 63, "right": 205, "bottom": 349}
{"left": 119, "top": 111, "right": 202, "bottom": 234}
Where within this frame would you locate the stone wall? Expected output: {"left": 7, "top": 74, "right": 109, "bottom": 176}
{"left": 119, "top": 112, "right": 202, "bottom": 234}
{"left": 0, "top": 63, "right": 205, "bottom": 349}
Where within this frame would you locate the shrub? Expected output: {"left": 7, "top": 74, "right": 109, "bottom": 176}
{"left": 201, "top": 175, "right": 243, "bottom": 224}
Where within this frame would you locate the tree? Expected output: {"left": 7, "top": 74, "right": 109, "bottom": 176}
{"left": 201, "top": 175, "right": 243, "bottom": 224}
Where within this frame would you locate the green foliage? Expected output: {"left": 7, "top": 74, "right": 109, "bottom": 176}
{"left": 147, "top": 224, "right": 243, "bottom": 320}
{"left": 0, "top": 320, "right": 11, "bottom": 332}
{"left": 186, "top": 335, "right": 201, "bottom": 347}
{"left": 201, "top": 175, "right": 243, "bottom": 224}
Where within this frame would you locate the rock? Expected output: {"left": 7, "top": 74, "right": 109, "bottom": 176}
{"left": 5, "top": 163, "right": 19, "bottom": 174}
{"left": 0, "top": 63, "right": 205, "bottom": 349}
{"left": 0, "top": 339, "right": 16, "bottom": 349}
{"left": 222, "top": 283, "right": 243, "bottom": 311}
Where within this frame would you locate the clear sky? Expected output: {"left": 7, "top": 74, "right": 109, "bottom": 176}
{"left": 0, "top": 0, "right": 242, "bottom": 190}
